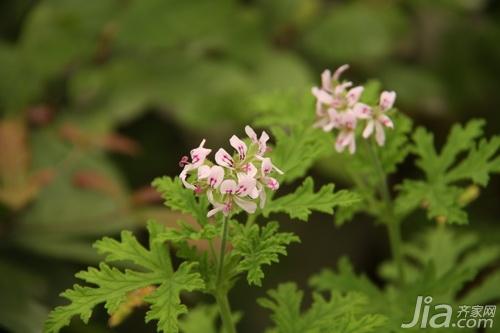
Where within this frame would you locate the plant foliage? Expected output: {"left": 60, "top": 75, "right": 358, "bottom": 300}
{"left": 396, "top": 120, "right": 500, "bottom": 224}
{"left": 44, "top": 221, "right": 205, "bottom": 333}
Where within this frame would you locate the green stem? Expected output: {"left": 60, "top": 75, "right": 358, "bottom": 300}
{"left": 209, "top": 239, "right": 218, "bottom": 262}
{"left": 245, "top": 214, "right": 256, "bottom": 227}
{"left": 366, "top": 139, "right": 406, "bottom": 285}
{"left": 215, "top": 215, "right": 237, "bottom": 333}
{"left": 216, "top": 216, "right": 230, "bottom": 286}
{"left": 215, "top": 291, "right": 236, "bottom": 333}
{"left": 387, "top": 216, "right": 405, "bottom": 284}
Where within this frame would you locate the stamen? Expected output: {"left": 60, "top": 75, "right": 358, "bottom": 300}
{"left": 179, "top": 155, "right": 189, "bottom": 167}
{"left": 223, "top": 154, "right": 234, "bottom": 166}
{"left": 194, "top": 186, "right": 203, "bottom": 194}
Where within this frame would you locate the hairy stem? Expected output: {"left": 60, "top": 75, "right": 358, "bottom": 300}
{"left": 366, "top": 139, "right": 406, "bottom": 285}
{"left": 216, "top": 216, "right": 230, "bottom": 285}
{"left": 215, "top": 215, "right": 237, "bottom": 333}
{"left": 209, "top": 239, "right": 218, "bottom": 262}
{"left": 245, "top": 213, "right": 256, "bottom": 227}
{"left": 215, "top": 291, "right": 236, "bottom": 333}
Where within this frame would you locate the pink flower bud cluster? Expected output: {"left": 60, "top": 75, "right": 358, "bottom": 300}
{"left": 179, "top": 126, "right": 283, "bottom": 217}
{"left": 312, "top": 65, "right": 397, "bottom": 154}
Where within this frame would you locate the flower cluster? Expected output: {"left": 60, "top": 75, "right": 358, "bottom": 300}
{"left": 312, "top": 64, "right": 397, "bottom": 154}
{"left": 179, "top": 126, "right": 283, "bottom": 217}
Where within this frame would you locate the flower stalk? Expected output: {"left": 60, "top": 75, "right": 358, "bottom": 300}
{"left": 312, "top": 65, "right": 404, "bottom": 284}
{"left": 178, "top": 126, "right": 285, "bottom": 333}
{"left": 216, "top": 215, "right": 237, "bottom": 333}
{"left": 366, "top": 139, "right": 405, "bottom": 285}
{"left": 215, "top": 291, "right": 236, "bottom": 333}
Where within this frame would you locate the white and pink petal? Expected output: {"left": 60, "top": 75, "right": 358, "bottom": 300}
{"left": 230, "top": 135, "right": 247, "bottom": 160}
{"left": 215, "top": 148, "right": 234, "bottom": 168}
{"left": 379, "top": 91, "right": 396, "bottom": 111}
{"left": 234, "top": 197, "right": 257, "bottom": 214}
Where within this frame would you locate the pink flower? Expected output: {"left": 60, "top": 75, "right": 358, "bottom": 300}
{"left": 312, "top": 66, "right": 400, "bottom": 155}
{"left": 379, "top": 90, "right": 396, "bottom": 111}
{"left": 245, "top": 125, "right": 269, "bottom": 155}
{"left": 207, "top": 175, "right": 257, "bottom": 216}
{"left": 179, "top": 126, "right": 284, "bottom": 217}
{"left": 362, "top": 91, "right": 396, "bottom": 146}
{"left": 179, "top": 139, "right": 211, "bottom": 189}
{"left": 215, "top": 148, "right": 234, "bottom": 168}
{"left": 190, "top": 139, "right": 211, "bottom": 167}
{"left": 312, "top": 65, "right": 364, "bottom": 132}
{"left": 335, "top": 112, "right": 358, "bottom": 154}
{"left": 247, "top": 157, "right": 283, "bottom": 208}
{"left": 230, "top": 135, "right": 247, "bottom": 160}
{"left": 260, "top": 157, "right": 283, "bottom": 177}
{"left": 198, "top": 165, "right": 224, "bottom": 189}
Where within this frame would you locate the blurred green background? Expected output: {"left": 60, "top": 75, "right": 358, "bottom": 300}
{"left": 1, "top": 0, "right": 499, "bottom": 332}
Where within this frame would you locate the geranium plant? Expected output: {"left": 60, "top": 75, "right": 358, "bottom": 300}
{"left": 44, "top": 66, "right": 499, "bottom": 333}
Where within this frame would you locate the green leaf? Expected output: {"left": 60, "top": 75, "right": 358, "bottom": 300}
{"left": 310, "top": 228, "right": 500, "bottom": 333}
{"left": 334, "top": 199, "right": 364, "bottom": 227}
{"left": 309, "top": 257, "right": 381, "bottom": 299}
{"left": 44, "top": 221, "right": 204, "bottom": 333}
{"left": 379, "top": 113, "right": 413, "bottom": 175}
{"left": 396, "top": 180, "right": 467, "bottom": 224}
{"left": 414, "top": 120, "right": 484, "bottom": 177}
{"left": 380, "top": 227, "right": 500, "bottom": 289}
{"left": 258, "top": 283, "right": 386, "bottom": 333}
{"left": 396, "top": 119, "right": 500, "bottom": 224}
{"left": 270, "top": 125, "right": 331, "bottom": 183}
{"left": 257, "top": 283, "right": 304, "bottom": 333}
{"left": 178, "top": 304, "right": 241, "bottom": 333}
{"left": 152, "top": 176, "right": 209, "bottom": 226}
{"left": 263, "top": 177, "right": 360, "bottom": 221}
{"left": 445, "top": 136, "right": 500, "bottom": 185}
{"left": 178, "top": 304, "right": 219, "bottom": 333}
{"left": 155, "top": 220, "right": 220, "bottom": 244}
{"left": 144, "top": 262, "right": 205, "bottom": 333}
{"left": 252, "top": 92, "right": 332, "bottom": 183}
{"left": 461, "top": 270, "right": 500, "bottom": 305}
{"left": 325, "top": 113, "right": 412, "bottom": 226}
{"left": 231, "top": 222, "right": 299, "bottom": 286}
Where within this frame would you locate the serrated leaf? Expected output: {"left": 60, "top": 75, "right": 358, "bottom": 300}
{"left": 307, "top": 228, "right": 500, "bottom": 333}
{"left": 44, "top": 221, "right": 204, "bottom": 333}
{"left": 445, "top": 136, "right": 500, "bottom": 185}
{"left": 231, "top": 222, "right": 299, "bottom": 286}
{"left": 263, "top": 177, "right": 360, "bottom": 221}
{"left": 178, "top": 303, "right": 241, "bottom": 333}
{"left": 309, "top": 257, "right": 381, "bottom": 298}
{"left": 257, "top": 283, "right": 304, "bottom": 333}
{"left": 380, "top": 227, "right": 500, "bottom": 297}
{"left": 269, "top": 125, "right": 332, "bottom": 183}
{"left": 44, "top": 264, "right": 160, "bottom": 333}
{"left": 259, "top": 283, "right": 386, "bottom": 333}
{"left": 178, "top": 304, "right": 219, "bottom": 333}
{"left": 396, "top": 119, "right": 499, "bottom": 224}
{"left": 152, "top": 176, "right": 209, "bottom": 226}
{"left": 144, "top": 262, "right": 205, "bottom": 333}
{"left": 155, "top": 220, "right": 220, "bottom": 244}
{"left": 334, "top": 197, "right": 364, "bottom": 227}
{"left": 252, "top": 92, "right": 332, "bottom": 183}
{"left": 395, "top": 180, "right": 467, "bottom": 224}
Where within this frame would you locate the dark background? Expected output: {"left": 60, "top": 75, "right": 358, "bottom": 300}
{"left": 1, "top": 0, "right": 499, "bottom": 332}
